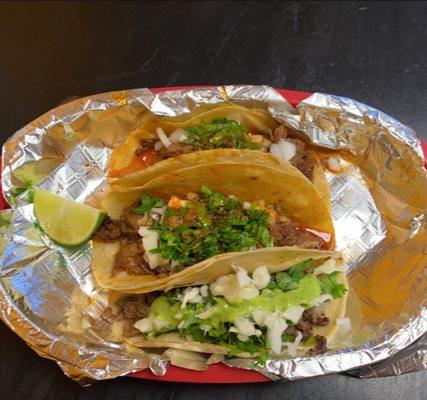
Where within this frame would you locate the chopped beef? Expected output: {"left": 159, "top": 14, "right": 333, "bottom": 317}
{"left": 135, "top": 140, "right": 157, "bottom": 156}
{"left": 159, "top": 143, "right": 193, "bottom": 157}
{"left": 155, "top": 264, "right": 174, "bottom": 277}
{"left": 302, "top": 307, "right": 329, "bottom": 326}
{"left": 122, "top": 319, "right": 141, "bottom": 337}
{"left": 296, "top": 318, "right": 313, "bottom": 340}
{"left": 112, "top": 242, "right": 154, "bottom": 276}
{"left": 296, "top": 307, "right": 330, "bottom": 341}
{"left": 100, "top": 306, "right": 118, "bottom": 323}
{"left": 116, "top": 293, "right": 160, "bottom": 337}
{"left": 92, "top": 216, "right": 123, "bottom": 242}
{"left": 307, "top": 335, "right": 328, "bottom": 355}
{"left": 272, "top": 125, "right": 289, "bottom": 142}
{"left": 269, "top": 221, "right": 323, "bottom": 249}
{"left": 121, "top": 300, "right": 150, "bottom": 320}
{"left": 272, "top": 125, "right": 314, "bottom": 179}
{"left": 287, "top": 138, "right": 314, "bottom": 179}
{"left": 120, "top": 207, "right": 149, "bottom": 239}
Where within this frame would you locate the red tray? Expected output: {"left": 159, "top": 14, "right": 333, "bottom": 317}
{"left": 1, "top": 87, "right": 426, "bottom": 384}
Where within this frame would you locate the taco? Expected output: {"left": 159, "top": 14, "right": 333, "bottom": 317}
{"left": 100, "top": 251, "right": 348, "bottom": 360}
{"left": 91, "top": 162, "right": 334, "bottom": 292}
{"left": 108, "top": 104, "right": 330, "bottom": 208}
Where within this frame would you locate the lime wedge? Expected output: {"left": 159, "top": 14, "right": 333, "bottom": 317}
{"left": 33, "top": 190, "right": 105, "bottom": 246}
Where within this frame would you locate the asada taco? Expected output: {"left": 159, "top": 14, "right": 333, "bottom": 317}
{"left": 108, "top": 104, "right": 330, "bottom": 209}
{"left": 91, "top": 162, "right": 334, "bottom": 292}
{"left": 100, "top": 250, "right": 348, "bottom": 360}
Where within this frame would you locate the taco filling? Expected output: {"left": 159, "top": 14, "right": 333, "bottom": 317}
{"left": 93, "top": 186, "right": 328, "bottom": 278}
{"left": 106, "top": 258, "right": 347, "bottom": 358}
{"left": 114, "top": 118, "right": 315, "bottom": 180}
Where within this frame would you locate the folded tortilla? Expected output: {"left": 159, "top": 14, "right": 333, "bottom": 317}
{"left": 92, "top": 160, "right": 334, "bottom": 292}
{"left": 108, "top": 250, "right": 348, "bottom": 359}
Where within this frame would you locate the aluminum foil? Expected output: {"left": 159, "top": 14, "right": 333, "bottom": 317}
{"left": 0, "top": 86, "right": 426, "bottom": 383}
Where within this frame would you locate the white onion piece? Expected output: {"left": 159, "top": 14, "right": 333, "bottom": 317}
{"left": 156, "top": 127, "right": 172, "bottom": 147}
{"left": 233, "top": 265, "right": 253, "bottom": 288}
{"left": 286, "top": 331, "right": 303, "bottom": 357}
{"left": 252, "top": 266, "right": 271, "bottom": 289}
{"left": 314, "top": 294, "right": 333, "bottom": 305}
{"left": 313, "top": 259, "right": 340, "bottom": 275}
{"left": 181, "top": 287, "right": 201, "bottom": 308}
{"left": 252, "top": 310, "right": 270, "bottom": 325}
{"left": 169, "top": 128, "right": 188, "bottom": 143}
{"left": 281, "top": 306, "right": 305, "bottom": 324}
{"left": 154, "top": 141, "right": 163, "bottom": 151}
{"left": 134, "top": 317, "right": 154, "bottom": 333}
{"left": 270, "top": 140, "right": 296, "bottom": 162}
{"left": 138, "top": 227, "right": 165, "bottom": 269}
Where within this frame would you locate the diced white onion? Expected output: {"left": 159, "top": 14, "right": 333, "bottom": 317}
{"left": 237, "top": 334, "right": 249, "bottom": 342}
{"left": 151, "top": 206, "right": 166, "bottom": 216}
{"left": 313, "top": 259, "right": 339, "bottom": 275}
{"left": 327, "top": 156, "right": 340, "bottom": 172}
{"left": 200, "top": 324, "right": 211, "bottom": 333}
{"left": 240, "top": 285, "right": 259, "bottom": 300}
{"left": 181, "top": 287, "right": 201, "bottom": 308}
{"left": 169, "top": 128, "right": 188, "bottom": 143}
{"left": 252, "top": 310, "right": 270, "bottom": 325}
{"left": 337, "top": 317, "right": 352, "bottom": 333}
{"left": 270, "top": 140, "right": 296, "bottom": 162}
{"left": 314, "top": 294, "right": 333, "bottom": 305}
{"left": 286, "top": 331, "right": 303, "bottom": 357}
{"left": 199, "top": 285, "right": 209, "bottom": 297}
{"left": 243, "top": 201, "right": 251, "bottom": 210}
{"left": 281, "top": 306, "right": 305, "bottom": 324}
{"left": 265, "top": 313, "right": 288, "bottom": 354}
{"left": 230, "top": 318, "right": 260, "bottom": 339}
{"left": 138, "top": 227, "right": 166, "bottom": 269}
{"left": 156, "top": 127, "right": 172, "bottom": 148}
{"left": 154, "top": 141, "right": 163, "bottom": 151}
{"left": 252, "top": 266, "right": 271, "bottom": 289}
{"left": 210, "top": 275, "right": 240, "bottom": 301}
{"left": 174, "top": 313, "right": 183, "bottom": 319}
{"left": 134, "top": 317, "right": 154, "bottom": 333}
{"left": 233, "top": 265, "right": 253, "bottom": 288}
{"left": 177, "top": 320, "right": 185, "bottom": 329}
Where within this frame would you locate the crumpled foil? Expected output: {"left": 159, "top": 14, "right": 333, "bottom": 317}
{"left": 0, "top": 86, "right": 426, "bottom": 383}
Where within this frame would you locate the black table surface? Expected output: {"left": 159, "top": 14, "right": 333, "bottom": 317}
{"left": 0, "top": 2, "right": 426, "bottom": 399}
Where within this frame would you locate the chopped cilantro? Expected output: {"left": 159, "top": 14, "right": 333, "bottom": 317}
{"left": 320, "top": 271, "right": 347, "bottom": 299}
{"left": 133, "top": 194, "right": 164, "bottom": 215}
{"left": 183, "top": 118, "right": 261, "bottom": 150}
{"left": 151, "top": 187, "right": 274, "bottom": 269}
{"left": 267, "top": 259, "right": 315, "bottom": 291}
{"left": 304, "top": 336, "right": 315, "bottom": 347}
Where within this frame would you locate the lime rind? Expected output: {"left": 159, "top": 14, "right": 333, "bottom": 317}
{"left": 33, "top": 190, "right": 105, "bottom": 246}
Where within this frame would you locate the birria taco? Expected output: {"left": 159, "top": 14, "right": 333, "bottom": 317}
{"left": 99, "top": 250, "right": 347, "bottom": 360}
{"left": 91, "top": 161, "right": 334, "bottom": 292}
{"left": 108, "top": 104, "right": 330, "bottom": 209}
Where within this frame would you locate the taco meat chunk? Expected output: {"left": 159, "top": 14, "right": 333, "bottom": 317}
{"left": 269, "top": 221, "right": 323, "bottom": 249}
{"left": 92, "top": 216, "right": 122, "bottom": 242}
{"left": 112, "top": 242, "right": 154, "bottom": 276}
{"left": 272, "top": 125, "right": 314, "bottom": 179}
{"left": 308, "top": 335, "right": 328, "bottom": 355}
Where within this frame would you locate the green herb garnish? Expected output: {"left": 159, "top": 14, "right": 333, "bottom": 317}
{"left": 183, "top": 118, "right": 261, "bottom": 150}
{"left": 150, "top": 187, "right": 274, "bottom": 269}
{"left": 133, "top": 194, "right": 164, "bottom": 215}
{"left": 320, "top": 271, "right": 347, "bottom": 299}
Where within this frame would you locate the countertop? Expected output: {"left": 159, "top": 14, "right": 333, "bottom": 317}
{"left": 0, "top": 1, "right": 426, "bottom": 399}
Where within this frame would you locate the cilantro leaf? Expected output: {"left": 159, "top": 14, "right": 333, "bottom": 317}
{"left": 275, "top": 272, "right": 298, "bottom": 291}
{"left": 288, "top": 259, "right": 315, "bottom": 281}
{"left": 133, "top": 194, "right": 164, "bottom": 215}
{"left": 183, "top": 118, "right": 261, "bottom": 150}
{"left": 320, "top": 271, "right": 347, "bottom": 298}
